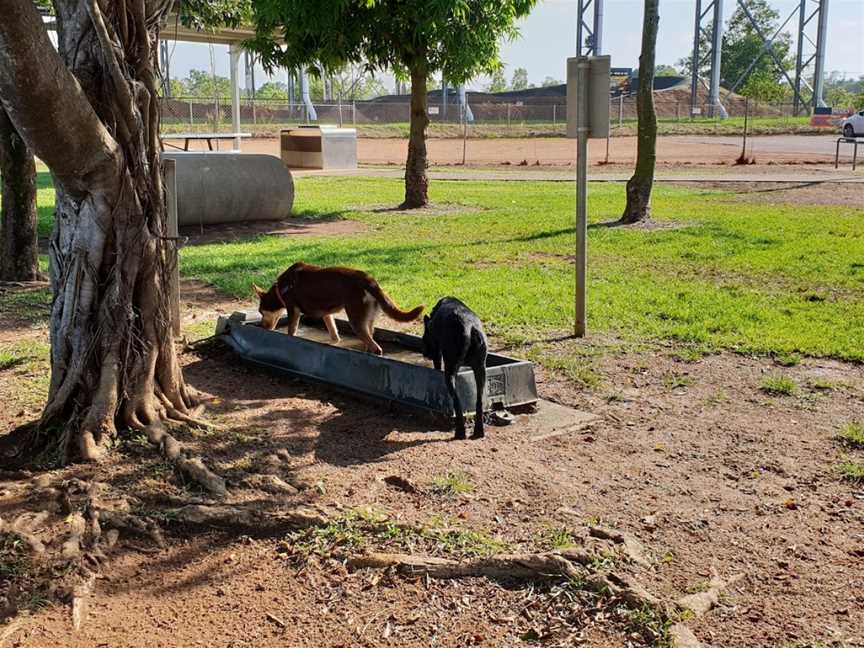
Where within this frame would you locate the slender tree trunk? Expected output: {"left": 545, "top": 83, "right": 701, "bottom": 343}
{"left": 621, "top": 0, "right": 659, "bottom": 224}
{"left": 403, "top": 65, "right": 429, "bottom": 209}
{"left": 0, "top": 106, "right": 39, "bottom": 282}
{"left": 0, "top": 0, "right": 204, "bottom": 467}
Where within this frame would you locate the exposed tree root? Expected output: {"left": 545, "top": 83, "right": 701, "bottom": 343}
{"left": 345, "top": 550, "right": 660, "bottom": 610}
{"left": 0, "top": 512, "right": 48, "bottom": 554}
{"left": 142, "top": 422, "right": 226, "bottom": 498}
{"left": 168, "top": 504, "right": 327, "bottom": 532}
{"left": 676, "top": 570, "right": 745, "bottom": 618}
{"left": 588, "top": 524, "right": 652, "bottom": 568}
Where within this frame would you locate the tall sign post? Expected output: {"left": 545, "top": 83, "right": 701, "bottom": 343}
{"left": 567, "top": 55, "right": 610, "bottom": 337}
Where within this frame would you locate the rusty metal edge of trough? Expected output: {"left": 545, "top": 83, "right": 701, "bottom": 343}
{"left": 214, "top": 311, "right": 538, "bottom": 417}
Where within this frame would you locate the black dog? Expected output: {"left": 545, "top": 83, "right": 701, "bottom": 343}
{"left": 422, "top": 297, "right": 488, "bottom": 440}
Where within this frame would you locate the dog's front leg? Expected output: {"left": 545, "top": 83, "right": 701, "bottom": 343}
{"left": 323, "top": 314, "right": 341, "bottom": 344}
{"left": 287, "top": 307, "right": 301, "bottom": 336}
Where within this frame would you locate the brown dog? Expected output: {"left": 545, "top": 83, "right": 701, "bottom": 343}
{"left": 253, "top": 262, "right": 424, "bottom": 354}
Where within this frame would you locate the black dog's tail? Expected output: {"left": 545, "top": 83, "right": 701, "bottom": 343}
{"left": 367, "top": 281, "right": 424, "bottom": 322}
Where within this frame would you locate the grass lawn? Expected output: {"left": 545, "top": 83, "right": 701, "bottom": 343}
{"left": 180, "top": 176, "right": 864, "bottom": 361}
{"left": 10, "top": 171, "right": 864, "bottom": 364}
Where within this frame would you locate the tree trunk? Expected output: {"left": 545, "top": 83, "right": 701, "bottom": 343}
{"left": 0, "top": 106, "right": 39, "bottom": 282}
{"left": 0, "top": 0, "right": 203, "bottom": 467}
{"left": 402, "top": 65, "right": 429, "bottom": 209}
{"left": 621, "top": 0, "right": 659, "bottom": 224}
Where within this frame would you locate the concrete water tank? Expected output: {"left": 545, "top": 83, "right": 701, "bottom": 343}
{"left": 162, "top": 152, "right": 294, "bottom": 226}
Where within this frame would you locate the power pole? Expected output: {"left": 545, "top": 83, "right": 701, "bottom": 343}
{"left": 576, "top": 0, "right": 604, "bottom": 56}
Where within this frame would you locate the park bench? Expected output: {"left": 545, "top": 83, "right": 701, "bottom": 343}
{"left": 160, "top": 132, "right": 251, "bottom": 152}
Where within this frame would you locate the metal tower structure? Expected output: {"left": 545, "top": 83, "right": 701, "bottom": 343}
{"left": 793, "top": 0, "right": 830, "bottom": 113}
{"left": 576, "top": 0, "right": 605, "bottom": 56}
{"left": 689, "top": 0, "right": 725, "bottom": 118}
{"left": 689, "top": 0, "right": 831, "bottom": 118}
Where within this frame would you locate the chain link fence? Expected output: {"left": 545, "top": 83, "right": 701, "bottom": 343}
{"left": 160, "top": 95, "right": 813, "bottom": 136}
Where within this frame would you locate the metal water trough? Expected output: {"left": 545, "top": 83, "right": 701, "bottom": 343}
{"left": 215, "top": 311, "right": 538, "bottom": 417}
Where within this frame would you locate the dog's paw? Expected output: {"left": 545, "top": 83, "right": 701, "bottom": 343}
{"left": 470, "top": 430, "right": 485, "bottom": 440}
{"left": 454, "top": 429, "right": 467, "bottom": 441}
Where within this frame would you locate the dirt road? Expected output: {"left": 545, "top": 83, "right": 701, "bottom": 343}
{"left": 228, "top": 134, "right": 843, "bottom": 167}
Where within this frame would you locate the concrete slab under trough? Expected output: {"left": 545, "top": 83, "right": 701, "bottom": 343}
{"left": 522, "top": 400, "right": 600, "bottom": 442}
{"left": 215, "top": 311, "right": 539, "bottom": 419}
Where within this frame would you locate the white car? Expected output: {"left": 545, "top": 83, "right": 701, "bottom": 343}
{"left": 841, "top": 110, "right": 864, "bottom": 138}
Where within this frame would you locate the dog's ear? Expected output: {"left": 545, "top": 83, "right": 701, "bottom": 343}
{"left": 252, "top": 283, "right": 266, "bottom": 298}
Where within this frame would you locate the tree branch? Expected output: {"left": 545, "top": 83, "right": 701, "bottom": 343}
{"left": 0, "top": 0, "right": 120, "bottom": 198}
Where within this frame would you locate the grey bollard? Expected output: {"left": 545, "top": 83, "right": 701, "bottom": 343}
{"left": 162, "top": 152, "right": 294, "bottom": 226}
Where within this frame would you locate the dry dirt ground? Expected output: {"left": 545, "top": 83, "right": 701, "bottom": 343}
{"left": 1, "top": 182, "right": 863, "bottom": 648}
{"left": 231, "top": 135, "right": 843, "bottom": 168}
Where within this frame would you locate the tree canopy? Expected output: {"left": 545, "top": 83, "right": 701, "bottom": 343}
{"left": 247, "top": 0, "right": 535, "bottom": 83}
{"left": 511, "top": 67, "right": 529, "bottom": 91}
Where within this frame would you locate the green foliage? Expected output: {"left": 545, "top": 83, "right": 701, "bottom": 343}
{"left": 722, "top": 0, "right": 793, "bottom": 91}
{"left": 774, "top": 352, "right": 800, "bottom": 367}
{"left": 760, "top": 374, "right": 797, "bottom": 396}
{"left": 536, "top": 525, "right": 577, "bottom": 551}
{"left": 487, "top": 68, "right": 508, "bottom": 93}
{"left": 431, "top": 471, "right": 474, "bottom": 496}
{"left": 838, "top": 422, "right": 864, "bottom": 449}
{"left": 246, "top": 0, "right": 537, "bottom": 84}
{"left": 541, "top": 76, "right": 562, "bottom": 87}
{"left": 168, "top": 78, "right": 189, "bottom": 97}
{"left": 836, "top": 458, "right": 864, "bottom": 483}
{"left": 680, "top": 0, "right": 792, "bottom": 95}
{"left": 179, "top": 0, "right": 252, "bottom": 31}
{"left": 511, "top": 67, "right": 529, "bottom": 91}
{"left": 655, "top": 64, "right": 680, "bottom": 77}
{"left": 740, "top": 70, "right": 788, "bottom": 102}
{"left": 182, "top": 69, "right": 232, "bottom": 99}
{"left": 255, "top": 81, "right": 289, "bottom": 100}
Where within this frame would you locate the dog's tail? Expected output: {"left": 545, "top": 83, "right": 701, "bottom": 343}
{"left": 367, "top": 282, "right": 424, "bottom": 322}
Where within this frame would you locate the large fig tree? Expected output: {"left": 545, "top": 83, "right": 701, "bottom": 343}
{"left": 0, "top": 0, "right": 230, "bottom": 493}
{"left": 247, "top": 0, "right": 537, "bottom": 208}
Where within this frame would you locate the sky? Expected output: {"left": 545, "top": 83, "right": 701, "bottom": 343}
{"left": 164, "top": 0, "right": 864, "bottom": 93}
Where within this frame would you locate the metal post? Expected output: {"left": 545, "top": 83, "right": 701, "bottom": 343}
{"left": 793, "top": 0, "right": 807, "bottom": 115}
{"left": 229, "top": 44, "right": 242, "bottom": 151}
{"left": 593, "top": 0, "right": 604, "bottom": 54}
{"left": 188, "top": 100, "right": 193, "bottom": 127}
{"left": 287, "top": 69, "right": 295, "bottom": 107}
{"left": 442, "top": 77, "right": 448, "bottom": 121}
{"left": 462, "top": 103, "right": 468, "bottom": 165}
{"left": 619, "top": 94, "right": 623, "bottom": 126}
{"left": 575, "top": 57, "right": 589, "bottom": 338}
{"left": 812, "top": 0, "right": 829, "bottom": 109}
{"left": 553, "top": 104, "right": 557, "bottom": 126}
{"left": 709, "top": 0, "right": 723, "bottom": 118}
{"left": 690, "top": 0, "right": 702, "bottom": 116}
{"left": 352, "top": 101, "right": 356, "bottom": 125}
{"left": 507, "top": 103, "right": 511, "bottom": 128}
